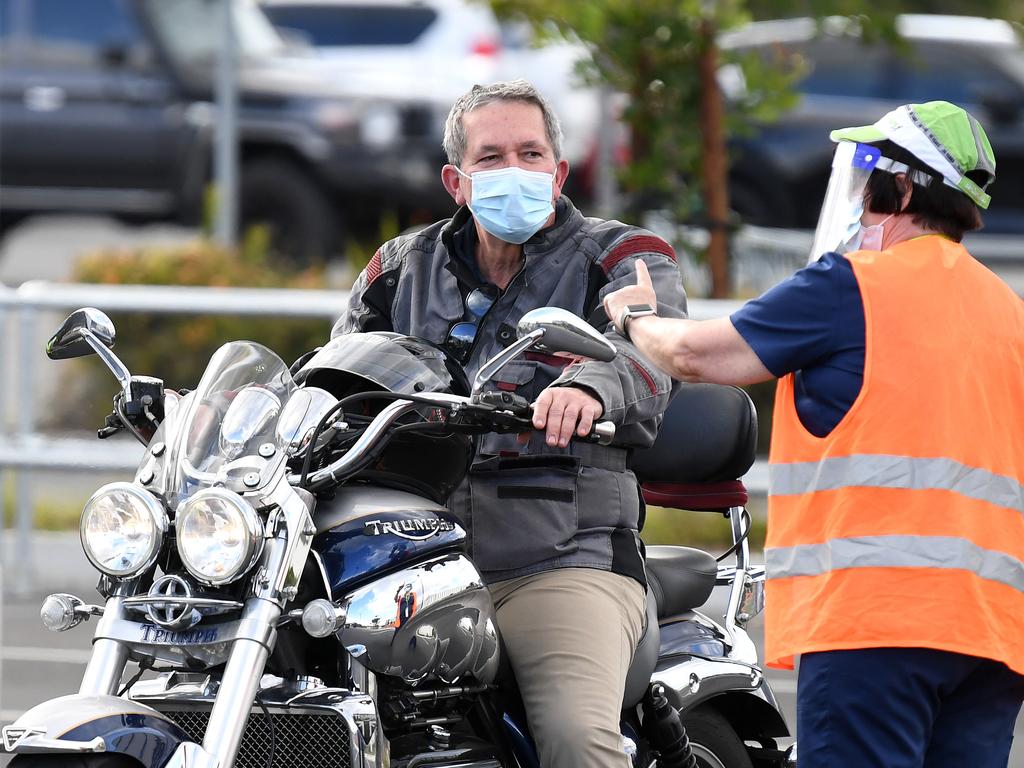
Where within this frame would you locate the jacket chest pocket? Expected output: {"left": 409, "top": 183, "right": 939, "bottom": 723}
{"left": 476, "top": 360, "right": 540, "bottom": 457}
{"left": 469, "top": 455, "right": 580, "bottom": 572}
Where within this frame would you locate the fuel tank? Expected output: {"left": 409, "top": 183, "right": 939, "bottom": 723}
{"left": 312, "top": 486, "right": 467, "bottom": 597}
{"left": 335, "top": 552, "right": 501, "bottom": 685}
{"left": 313, "top": 486, "right": 498, "bottom": 686}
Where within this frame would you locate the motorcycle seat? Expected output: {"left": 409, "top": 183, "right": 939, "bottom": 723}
{"left": 630, "top": 383, "right": 757, "bottom": 484}
{"left": 641, "top": 480, "right": 749, "bottom": 511}
{"left": 645, "top": 545, "right": 718, "bottom": 620}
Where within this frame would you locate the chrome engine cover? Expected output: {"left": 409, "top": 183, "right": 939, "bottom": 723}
{"left": 337, "top": 553, "right": 500, "bottom": 685}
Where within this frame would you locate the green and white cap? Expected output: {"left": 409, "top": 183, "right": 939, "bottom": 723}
{"left": 830, "top": 101, "right": 996, "bottom": 209}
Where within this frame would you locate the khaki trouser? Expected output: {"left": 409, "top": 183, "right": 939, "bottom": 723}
{"left": 489, "top": 567, "right": 647, "bottom": 768}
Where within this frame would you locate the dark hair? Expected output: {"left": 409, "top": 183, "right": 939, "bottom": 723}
{"left": 863, "top": 140, "right": 984, "bottom": 241}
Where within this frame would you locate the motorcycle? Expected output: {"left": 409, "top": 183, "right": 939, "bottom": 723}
{"left": 2, "top": 305, "right": 796, "bottom": 768}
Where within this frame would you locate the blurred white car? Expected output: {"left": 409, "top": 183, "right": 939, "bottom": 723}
{"left": 261, "top": 0, "right": 504, "bottom": 101}
{"left": 260, "top": 0, "right": 605, "bottom": 201}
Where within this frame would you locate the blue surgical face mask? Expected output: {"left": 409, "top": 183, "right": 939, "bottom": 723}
{"left": 456, "top": 166, "right": 555, "bottom": 244}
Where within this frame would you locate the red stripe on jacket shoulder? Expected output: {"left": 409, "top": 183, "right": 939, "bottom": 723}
{"left": 602, "top": 235, "right": 677, "bottom": 276}
{"left": 365, "top": 250, "right": 383, "bottom": 286}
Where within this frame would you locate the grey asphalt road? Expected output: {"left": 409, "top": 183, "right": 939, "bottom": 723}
{"left": 0, "top": 215, "right": 199, "bottom": 286}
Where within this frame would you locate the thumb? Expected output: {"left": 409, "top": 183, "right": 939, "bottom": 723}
{"left": 634, "top": 258, "right": 653, "bottom": 289}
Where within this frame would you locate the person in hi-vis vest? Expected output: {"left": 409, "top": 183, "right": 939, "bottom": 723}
{"left": 604, "top": 101, "right": 1024, "bottom": 768}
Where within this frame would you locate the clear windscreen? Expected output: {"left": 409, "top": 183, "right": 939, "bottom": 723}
{"left": 147, "top": 342, "right": 297, "bottom": 509}
{"left": 808, "top": 141, "right": 879, "bottom": 263}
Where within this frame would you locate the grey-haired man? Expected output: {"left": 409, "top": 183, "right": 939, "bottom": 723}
{"left": 335, "top": 80, "right": 688, "bottom": 767}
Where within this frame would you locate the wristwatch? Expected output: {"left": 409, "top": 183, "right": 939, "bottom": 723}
{"left": 617, "top": 303, "right": 658, "bottom": 341}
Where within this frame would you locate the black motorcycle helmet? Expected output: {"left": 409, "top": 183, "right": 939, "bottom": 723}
{"left": 293, "top": 332, "right": 474, "bottom": 503}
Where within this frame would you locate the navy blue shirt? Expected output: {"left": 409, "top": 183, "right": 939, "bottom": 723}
{"left": 730, "top": 252, "right": 866, "bottom": 437}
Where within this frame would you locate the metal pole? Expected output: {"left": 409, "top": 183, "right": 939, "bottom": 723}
{"left": 1, "top": 304, "right": 6, "bottom": 715}
{"left": 0, "top": 564, "right": 4, "bottom": 718}
{"left": 214, "top": 0, "right": 239, "bottom": 247}
{"left": 594, "top": 85, "right": 621, "bottom": 220}
{"left": 15, "top": 307, "right": 36, "bottom": 595}
{"left": 0, "top": 305, "right": 7, "bottom": 577}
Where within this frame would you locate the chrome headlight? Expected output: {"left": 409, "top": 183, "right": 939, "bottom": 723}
{"left": 80, "top": 482, "right": 167, "bottom": 577}
{"left": 176, "top": 489, "right": 264, "bottom": 585}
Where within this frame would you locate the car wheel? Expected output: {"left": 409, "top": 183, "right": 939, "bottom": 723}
{"left": 0, "top": 212, "right": 27, "bottom": 241}
{"left": 240, "top": 158, "right": 341, "bottom": 266}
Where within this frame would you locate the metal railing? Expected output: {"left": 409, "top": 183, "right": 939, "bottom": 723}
{"left": 0, "top": 281, "right": 755, "bottom": 590}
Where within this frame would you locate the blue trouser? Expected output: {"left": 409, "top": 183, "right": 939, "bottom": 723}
{"left": 797, "top": 648, "right": 1024, "bottom": 768}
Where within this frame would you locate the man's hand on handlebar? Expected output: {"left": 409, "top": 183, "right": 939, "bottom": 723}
{"left": 520, "top": 386, "right": 603, "bottom": 448}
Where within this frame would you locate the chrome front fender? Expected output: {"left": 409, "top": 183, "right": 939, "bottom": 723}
{"left": 1, "top": 694, "right": 191, "bottom": 766}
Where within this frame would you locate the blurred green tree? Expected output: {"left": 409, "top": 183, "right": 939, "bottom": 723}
{"left": 489, "top": 0, "right": 802, "bottom": 297}
{"left": 485, "top": 0, "right": 1021, "bottom": 297}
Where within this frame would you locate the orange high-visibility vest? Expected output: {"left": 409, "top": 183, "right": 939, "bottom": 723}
{"left": 765, "top": 236, "right": 1024, "bottom": 674}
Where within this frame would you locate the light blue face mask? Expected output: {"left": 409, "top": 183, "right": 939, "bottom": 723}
{"left": 840, "top": 197, "right": 895, "bottom": 253}
{"left": 456, "top": 166, "right": 555, "bottom": 244}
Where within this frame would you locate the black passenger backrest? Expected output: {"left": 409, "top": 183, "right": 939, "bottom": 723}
{"left": 629, "top": 383, "right": 758, "bottom": 483}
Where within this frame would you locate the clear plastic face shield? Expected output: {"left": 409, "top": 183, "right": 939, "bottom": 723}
{"left": 808, "top": 142, "right": 880, "bottom": 262}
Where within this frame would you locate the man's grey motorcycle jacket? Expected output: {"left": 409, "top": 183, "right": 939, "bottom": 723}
{"left": 333, "top": 197, "right": 688, "bottom": 585}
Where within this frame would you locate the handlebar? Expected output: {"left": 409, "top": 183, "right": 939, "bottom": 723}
{"left": 456, "top": 390, "right": 615, "bottom": 445}
{"left": 289, "top": 390, "right": 616, "bottom": 489}
{"left": 590, "top": 420, "right": 617, "bottom": 444}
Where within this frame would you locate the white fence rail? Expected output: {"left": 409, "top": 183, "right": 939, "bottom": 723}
{"left": 0, "top": 281, "right": 758, "bottom": 591}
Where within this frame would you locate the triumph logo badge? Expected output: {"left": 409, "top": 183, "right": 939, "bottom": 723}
{"left": 146, "top": 574, "right": 196, "bottom": 628}
{"left": 363, "top": 518, "right": 456, "bottom": 541}
{"left": 2, "top": 726, "right": 45, "bottom": 752}
{"left": 140, "top": 623, "right": 219, "bottom": 645}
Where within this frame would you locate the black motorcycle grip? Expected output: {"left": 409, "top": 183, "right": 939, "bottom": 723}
{"left": 509, "top": 410, "right": 615, "bottom": 445}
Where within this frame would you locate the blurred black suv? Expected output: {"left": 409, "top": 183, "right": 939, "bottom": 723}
{"left": 723, "top": 15, "right": 1024, "bottom": 235}
{"left": 0, "top": 0, "right": 455, "bottom": 261}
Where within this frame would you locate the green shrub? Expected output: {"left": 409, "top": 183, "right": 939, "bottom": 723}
{"left": 59, "top": 239, "right": 334, "bottom": 428}
{"left": 1, "top": 477, "right": 81, "bottom": 531}
{"left": 642, "top": 497, "right": 767, "bottom": 552}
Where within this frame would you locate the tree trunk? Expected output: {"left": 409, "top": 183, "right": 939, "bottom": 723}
{"left": 697, "top": 20, "right": 730, "bottom": 298}
{"left": 626, "top": 49, "right": 655, "bottom": 221}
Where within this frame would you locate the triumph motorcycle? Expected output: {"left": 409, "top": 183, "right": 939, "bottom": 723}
{"left": 2, "top": 305, "right": 796, "bottom": 768}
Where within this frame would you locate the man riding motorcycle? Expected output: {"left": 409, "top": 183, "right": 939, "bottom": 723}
{"left": 333, "top": 78, "right": 688, "bottom": 767}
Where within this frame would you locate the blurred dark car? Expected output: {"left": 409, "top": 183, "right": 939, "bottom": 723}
{"left": 722, "top": 15, "right": 1024, "bottom": 235}
{"left": 0, "top": 0, "right": 456, "bottom": 262}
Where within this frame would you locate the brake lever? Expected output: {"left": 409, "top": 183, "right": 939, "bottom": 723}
{"left": 474, "top": 390, "right": 533, "bottom": 415}
{"left": 97, "top": 411, "right": 123, "bottom": 439}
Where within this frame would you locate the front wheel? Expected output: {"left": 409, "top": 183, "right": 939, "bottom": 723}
{"left": 10, "top": 756, "right": 140, "bottom": 767}
{"left": 679, "top": 706, "right": 754, "bottom": 768}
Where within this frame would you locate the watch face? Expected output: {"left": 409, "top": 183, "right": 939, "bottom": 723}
{"left": 626, "top": 304, "right": 655, "bottom": 313}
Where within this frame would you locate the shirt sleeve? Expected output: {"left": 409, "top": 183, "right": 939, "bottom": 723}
{"left": 730, "top": 252, "right": 859, "bottom": 378}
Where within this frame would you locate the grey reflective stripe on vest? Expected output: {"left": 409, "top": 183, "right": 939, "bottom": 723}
{"left": 765, "top": 535, "right": 1024, "bottom": 594}
{"left": 769, "top": 454, "right": 1024, "bottom": 515}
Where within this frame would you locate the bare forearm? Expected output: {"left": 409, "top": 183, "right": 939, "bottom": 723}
{"left": 626, "top": 315, "right": 773, "bottom": 386}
